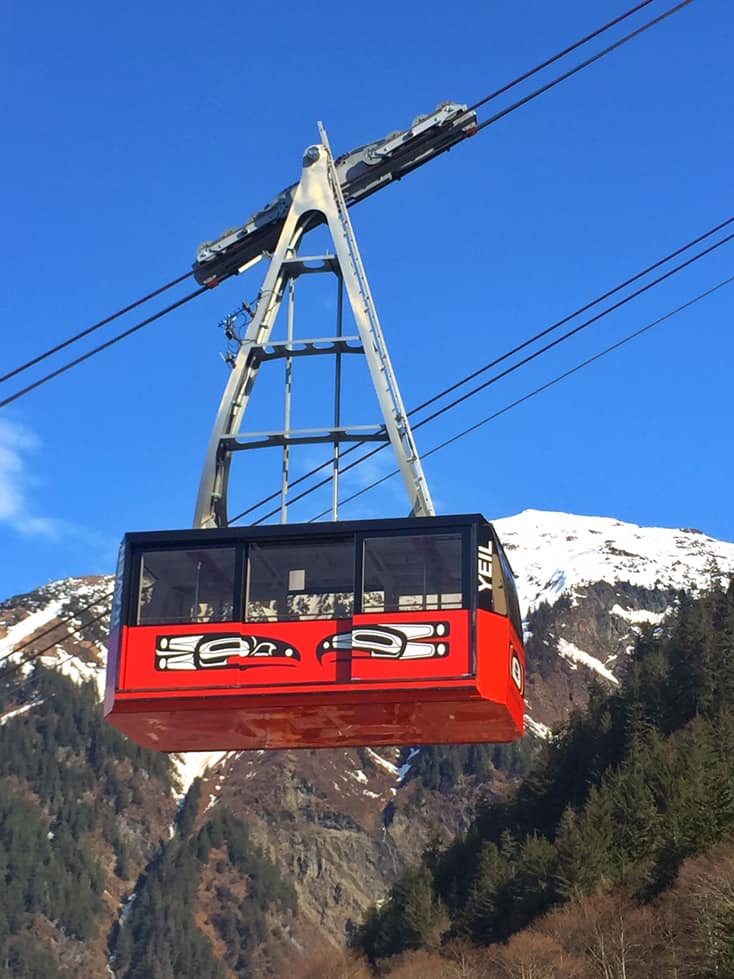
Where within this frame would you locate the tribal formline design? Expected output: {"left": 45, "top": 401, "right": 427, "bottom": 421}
{"left": 154, "top": 622, "right": 450, "bottom": 672}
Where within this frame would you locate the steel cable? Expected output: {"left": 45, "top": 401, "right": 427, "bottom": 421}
{"left": 467, "top": 0, "right": 661, "bottom": 113}
{"left": 0, "top": 608, "right": 111, "bottom": 684}
{"left": 0, "top": 591, "right": 112, "bottom": 669}
{"left": 0, "top": 2, "right": 695, "bottom": 409}
{"left": 228, "top": 219, "right": 733, "bottom": 524}
{"left": 313, "top": 273, "right": 734, "bottom": 517}
{"left": 0, "top": 269, "right": 196, "bottom": 387}
{"left": 473, "top": 0, "right": 694, "bottom": 136}
{"left": 0, "top": 286, "right": 208, "bottom": 409}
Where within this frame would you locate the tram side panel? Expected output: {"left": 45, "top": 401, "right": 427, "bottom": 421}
{"left": 475, "top": 525, "right": 525, "bottom": 739}
{"left": 112, "top": 609, "right": 472, "bottom": 698}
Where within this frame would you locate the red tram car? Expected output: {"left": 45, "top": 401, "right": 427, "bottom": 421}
{"left": 104, "top": 514, "right": 525, "bottom": 751}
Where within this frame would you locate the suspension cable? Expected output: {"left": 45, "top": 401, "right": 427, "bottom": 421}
{"left": 0, "top": 608, "right": 111, "bottom": 684}
{"left": 0, "top": 270, "right": 196, "bottom": 388}
{"left": 229, "top": 0, "right": 698, "bottom": 521}
{"left": 410, "top": 217, "right": 734, "bottom": 418}
{"left": 0, "top": 3, "right": 694, "bottom": 411}
{"left": 312, "top": 274, "right": 734, "bottom": 518}
{"left": 473, "top": 0, "right": 694, "bottom": 135}
{"left": 0, "top": 591, "right": 112, "bottom": 669}
{"left": 228, "top": 218, "right": 733, "bottom": 524}
{"left": 0, "top": 286, "right": 208, "bottom": 410}
{"left": 468, "top": 0, "right": 661, "bottom": 113}
{"left": 412, "top": 230, "right": 734, "bottom": 430}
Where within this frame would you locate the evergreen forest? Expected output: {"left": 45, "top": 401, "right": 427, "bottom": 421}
{"left": 0, "top": 667, "right": 295, "bottom": 978}
{"left": 3, "top": 579, "right": 734, "bottom": 977}
{"left": 354, "top": 579, "right": 734, "bottom": 978}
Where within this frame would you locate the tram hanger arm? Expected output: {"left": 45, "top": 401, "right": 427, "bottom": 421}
{"left": 193, "top": 102, "right": 477, "bottom": 287}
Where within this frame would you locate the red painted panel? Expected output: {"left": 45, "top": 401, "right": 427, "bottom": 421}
{"left": 106, "top": 609, "right": 524, "bottom": 750}
{"left": 106, "top": 687, "right": 521, "bottom": 752}
{"left": 116, "top": 609, "right": 472, "bottom": 695}
{"left": 475, "top": 609, "right": 525, "bottom": 736}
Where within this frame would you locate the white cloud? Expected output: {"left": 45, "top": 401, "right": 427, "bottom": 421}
{"left": 0, "top": 418, "right": 63, "bottom": 538}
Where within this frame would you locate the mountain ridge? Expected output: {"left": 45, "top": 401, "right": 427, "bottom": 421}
{"left": 3, "top": 509, "right": 734, "bottom": 792}
{"left": 1, "top": 508, "right": 734, "bottom": 976}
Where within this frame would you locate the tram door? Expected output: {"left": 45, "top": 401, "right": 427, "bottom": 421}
{"left": 245, "top": 537, "right": 356, "bottom": 684}
{"left": 350, "top": 531, "right": 472, "bottom": 683}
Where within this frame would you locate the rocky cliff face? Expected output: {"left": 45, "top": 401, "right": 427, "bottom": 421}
{"left": 2, "top": 510, "right": 733, "bottom": 975}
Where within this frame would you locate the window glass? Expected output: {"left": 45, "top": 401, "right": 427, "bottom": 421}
{"left": 362, "top": 534, "right": 463, "bottom": 613}
{"left": 110, "top": 541, "right": 126, "bottom": 630}
{"left": 246, "top": 539, "right": 354, "bottom": 621}
{"left": 495, "top": 543, "right": 523, "bottom": 640}
{"left": 137, "top": 548, "right": 237, "bottom": 625}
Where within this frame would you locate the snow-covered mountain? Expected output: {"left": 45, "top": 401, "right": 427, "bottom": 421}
{"left": 0, "top": 576, "right": 112, "bottom": 694}
{"left": 498, "top": 511, "right": 734, "bottom": 729}
{"left": 496, "top": 509, "right": 734, "bottom": 617}
{"left": 2, "top": 509, "right": 734, "bottom": 974}
{"left": 2, "top": 509, "right": 734, "bottom": 782}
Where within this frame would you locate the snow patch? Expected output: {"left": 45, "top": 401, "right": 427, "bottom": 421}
{"left": 0, "top": 582, "right": 114, "bottom": 699}
{"left": 119, "top": 891, "right": 137, "bottom": 924}
{"left": 494, "top": 510, "right": 734, "bottom": 618}
{"left": 57, "top": 651, "right": 104, "bottom": 691}
{"left": 525, "top": 715, "right": 551, "bottom": 740}
{"left": 556, "top": 638, "right": 619, "bottom": 685}
{"left": 611, "top": 604, "right": 667, "bottom": 625}
{"left": 0, "top": 699, "right": 43, "bottom": 726}
{"left": 365, "top": 748, "right": 399, "bottom": 777}
{"left": 0, "top": 601, "right": 64, "bottom": 660}
{"left": 397, "top": 748, "right": 420, "bottom": 782}
{"left": 351, "top": 769, "right": 368, "bottom": 784}
{"left": 171, "top": 750, "right": 228, "bottom": 799}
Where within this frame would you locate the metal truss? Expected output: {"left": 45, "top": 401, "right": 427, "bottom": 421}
{"left": 194, "top": 128, "right": 435, "bottom": 529}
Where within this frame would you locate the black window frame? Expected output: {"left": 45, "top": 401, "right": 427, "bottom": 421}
{"left": 244, "top": 534, "right": 356, "bottom": 623}
{"left": 130, "top": 542, "right": 245, "bottom": 627}
{"left": 355, "top": 525, "right": 470, "bottom": 615}
{"left": 494, "top": 535, "right": 523, "bottom": 641}
{"left": 122, "top": 515, "right": 484, "bottom": 628}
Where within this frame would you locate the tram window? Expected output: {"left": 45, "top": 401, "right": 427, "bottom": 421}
{"left": 362, "top": 534, "right": 463, "bottom": 613}
{"left": 246, "top": 540, "right": 354, "bottom": 621}
{"left": 137, "top": 548, "right": 237, "bottom": 625}
{"left": 491, "top": 553, "right": 508, "bottom": 617}
{"left": 494, "top": 544, "right": 523, "bottom": 640}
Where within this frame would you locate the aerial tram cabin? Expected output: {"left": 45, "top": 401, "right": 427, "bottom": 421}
{"left": 105, "top": 114, "right": 527, "bottom": 752}
{"left": 104, "top": 514, "right": 525, "bottom": 751}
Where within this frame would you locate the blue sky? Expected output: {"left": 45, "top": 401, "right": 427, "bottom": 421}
{"left": 1, "top": 0, "right": 732, "bottom": 600}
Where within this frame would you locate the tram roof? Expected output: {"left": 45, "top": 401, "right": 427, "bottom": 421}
{"left": 122, "top": 513, "right": 493, "bottom": 548}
